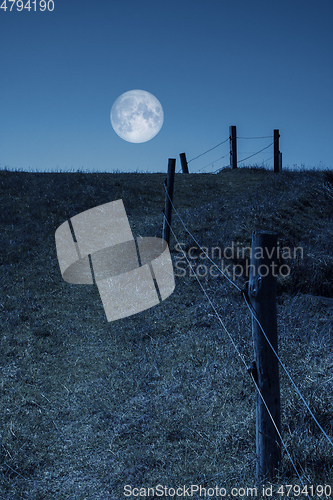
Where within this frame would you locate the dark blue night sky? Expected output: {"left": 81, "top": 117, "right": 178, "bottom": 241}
{"left": 1, "top": 0, "right": 332, "bottom": 172}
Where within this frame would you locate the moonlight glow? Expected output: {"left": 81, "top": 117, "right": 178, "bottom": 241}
{"left": 110, "top": 89, "right": 164, "bottom": 143}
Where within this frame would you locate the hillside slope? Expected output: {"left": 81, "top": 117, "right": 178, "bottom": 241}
{"left": 1, "top": 168, "right": 332, "bottom": 498}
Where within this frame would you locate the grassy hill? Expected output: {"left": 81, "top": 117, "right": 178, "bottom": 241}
{"left": 0, "top": 167, "right": 332, "bottom": 498}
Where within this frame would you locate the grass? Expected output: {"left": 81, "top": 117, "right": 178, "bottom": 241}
{"left": 0, "top": 167, "right": 332, "bottom": 499}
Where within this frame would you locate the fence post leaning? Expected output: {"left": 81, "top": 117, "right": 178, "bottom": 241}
{"left": 248, "top": 231, "right": 281, "bottom": 482}
{"left": 162, "top": 158, "right": 176, "bottom": 246}
{"left": 274, "top": 129, "right": 280, "bottom": 173}
{"left": 179, "top": 153, "right": 189, "bottom": 174}
{"left": 229, "top": 125, "right": 237, "bottom": 169}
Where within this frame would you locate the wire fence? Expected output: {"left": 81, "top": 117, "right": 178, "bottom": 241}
{"left": 162, "top": 182, "right": 333, "bottom": 491}
{"left": 179, "top": 130, "right": 279, "bottom": 173}
{"left": 187, "top": 138, "right": 229, "bottom": 164}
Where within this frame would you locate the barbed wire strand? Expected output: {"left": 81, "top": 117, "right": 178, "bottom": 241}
{"left": 242, "top": 292, "right": 333, "bottom": 449}
{"left": 196, "top": 153, "right": 230, "bottom": 173}
{"left": 179, "top": 133, "right": 278, "bottom": 174}
{"left": 249, "top": 373, "right": 309, "bottom": 498}
{"left": 260, "top": 155, "right": 275, "bottom": 164}
{"left": 242, "top": 154, "right": 275, "bottom": 168}
{"left": 238, "top": 152, "right": 260, "bottom": 155}
{"left": 164, "top": 216, "right": 309, "bottom": 495}
{"left": 213, "top": 142, "right": 274, "bottom": 173}
{"left": 188, "top": 137, "right": 229, "bottom": 163}
{"left": 167, "top": 221, "right": 247, "bottom": 368}
{"left": 163, "top": 184, "right": 241, "bottom": 293}
{"left": 237, "top": 136, "right": 274, "bottom": 139}
{"left": 163, "top": 184, "right": 333, "bottom": 449}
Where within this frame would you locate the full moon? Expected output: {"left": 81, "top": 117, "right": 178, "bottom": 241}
{"left": 110, "top": 89, "right": 164, "bottom": 143}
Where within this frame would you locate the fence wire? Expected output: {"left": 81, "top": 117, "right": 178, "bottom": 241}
{"left": 163, "top": 183, "right": 241, "bottom": 293}
{"left": 163, "top": 213, "right": 311, "bottom": 497}
{"left": 242, "top": 292, "right": 333, "bottom": 449}
{"left": 181, "top": 132, "right": 279, "bottom": 173}
{"left": 163, "top": 183, "right": 333, "bottom": 452}
{"left": 187, "top": 137, "right": 229, "bottom": 163}
{"left": 213, "top": 141, "right": 274, "bottom": 173}
{"left": 237, "top": 135, "right": 274, "bottom": 139}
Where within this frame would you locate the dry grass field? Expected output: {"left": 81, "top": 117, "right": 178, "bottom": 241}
{"left": 0, "top": 167, "right": 332, "bottom": 499}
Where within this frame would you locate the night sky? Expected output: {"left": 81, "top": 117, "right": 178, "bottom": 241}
{"left": 1, "top": 0, "right": 332, "bottom": 173}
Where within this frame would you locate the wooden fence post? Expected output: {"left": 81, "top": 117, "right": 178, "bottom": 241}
{"left": 229, "top": 125, "right": 237, "bottom": 169}
{"left": 179, "top": 153, "right": 189, "bottom": 174}
{"left": 162, "top": 158, "right": 176, "bottom": 246}
{"left": 249, "top": 231, "right": 281, "bottom": 482}
{"left": 279, "top": 152, "right": 282, "bottom": 172}
{"left": 274, "top": 129, "right": 280, "bottom": 173}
